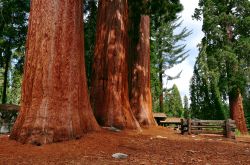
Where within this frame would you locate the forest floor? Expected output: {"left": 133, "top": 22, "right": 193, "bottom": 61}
{"left": 0, "top": 126, "right": 250, "bottom": 165}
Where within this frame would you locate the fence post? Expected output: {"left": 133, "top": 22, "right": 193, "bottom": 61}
{"left": 188, "top": 118, "right": 192, "bottom": 135}
{"left": 225, "top": 119, "right": 232, "bottom": 138}
{"left": 224, "top": 120, "right": 227, "bottom": 137}
{"left": 180, "top": 119, "right": 184, "bottom": 134}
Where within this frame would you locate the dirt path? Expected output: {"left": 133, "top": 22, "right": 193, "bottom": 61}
{"left": 0, "top": 126, "right": 249, "bottom": 164}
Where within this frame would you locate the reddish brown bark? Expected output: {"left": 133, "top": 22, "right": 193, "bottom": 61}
{"left": 229, "top": 92, "right": 248, "bottom": 134}
{"left": 90, "top": 0, "right": 140, "bottom": 130}
{"left": 129, "top": 16, "right": 156, "bottom": 127}
{"left": 10, "top": 0, "right": 99, "bottom": 145}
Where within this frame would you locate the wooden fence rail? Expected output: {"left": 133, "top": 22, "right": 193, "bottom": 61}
{"left": 181, "top": 119, "right": 236, "bottom": 139}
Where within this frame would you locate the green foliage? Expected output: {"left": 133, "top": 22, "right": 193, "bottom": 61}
{"left": 150, "top": 15, "right": 191, "bottom": 112}
{"left": 190, "top": 43, "right": 226, "bottom": 120}
{"left": 128, "top": 0, "right": 183, "bottom": 21}
{"left": 149, "top": 0, "right": 183, "bottom": 30}
{"left": 84, "top": 0, "right": 98, "bottom": 89}
{"left": 193, "top": 0, "right": 250, "bottom": 98}
{"left": 243, "top": 98, "right": 250, "bottom": 129}
{"left": 0, "top": 68, "right": 3, "bottom": 100}
{"left": 243, "top": 84, "right": 250, "bottom": 129}
{"left": 235, "top": 129, "right": 242, "bottom": 136}
{"left": 0, "top": 0, "right": 29, "bottom": 104}
{"left": 151, "top": 17, "right": 190, "bottom": 72}
{"left": 7, "top": 63, "right": 23, "bottom": 104}
{"left": 164, "top": 84, "right": 184, "bottom": 117}
{"left": 150, "top": 54, "right": 162, "bottom": 112}
{"left": 190, "top": 0, "right": 250, "bottom": 120}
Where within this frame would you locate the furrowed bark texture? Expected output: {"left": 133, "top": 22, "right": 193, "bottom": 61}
{"left": 229, "top": 92, "right": 248, "bottom": 134}
{"left": 10, "top": 0, "right": 99, "bottom": 145}
{"left": 91, "top": 0, "right": 140, "bottom": 130}
{"left": 129, "top": 16, "right": 156, "bottom": 127}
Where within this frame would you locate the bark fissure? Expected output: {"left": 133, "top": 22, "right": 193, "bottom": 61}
{"left": 91, "top": 0, "right": 140, "bottom": 130}
{"left": 129, "top": 15, "right": 156, "bottom": 126}
{"left": 10, "top": 0, "right": 99, "bottom": 145}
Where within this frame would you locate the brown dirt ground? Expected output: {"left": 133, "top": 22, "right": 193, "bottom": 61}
{"left": 0, "top": 126, "right": 250, "bottom": 165}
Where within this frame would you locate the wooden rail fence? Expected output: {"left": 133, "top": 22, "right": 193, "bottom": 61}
{"left": 181, "top": 119, "right": 236, "bottom": 139}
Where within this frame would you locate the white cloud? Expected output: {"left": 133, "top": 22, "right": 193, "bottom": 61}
{"left": 164, "top": 0, "right": 203, "bottom": 100}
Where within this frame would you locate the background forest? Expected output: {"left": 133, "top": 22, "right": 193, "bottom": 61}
{"left": 0, "top": 0, "right": 249, "bottom": 130}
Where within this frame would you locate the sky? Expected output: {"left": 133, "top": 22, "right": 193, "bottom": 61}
{"left": 165, "top": 0, "right": 204, "bottom": 100}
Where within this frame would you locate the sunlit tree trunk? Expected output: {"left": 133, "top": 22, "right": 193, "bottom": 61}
{"left": 10, "top": 0, "right": 99, "bottom": 145}
{"left": 90, "top": 0, "right": 140, "bottom": 130}
{"left": 129, "top": 16, "right": 156, "bottom": 126}
{"left": 229, "top": 92, "right": 248, "bottom": 134}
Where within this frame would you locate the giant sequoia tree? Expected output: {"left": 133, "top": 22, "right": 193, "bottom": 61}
{"left": 193, "top": 0, "right": 250, "bottom": 133}
{"left": 129, "top": 15, "right": 156, "bottom": 126}
{"left": 10, "top": 0, "right": 99, "bottom": 144}
{"left": 90, "top": 0, "right": 140, "bottom": 130}
{"left": 128, "top": 1, "right": 156, "bottom": 127}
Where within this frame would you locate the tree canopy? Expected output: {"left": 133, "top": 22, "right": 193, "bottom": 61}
{"left": 191, "top": 0, "right": 250, "bottom": 132}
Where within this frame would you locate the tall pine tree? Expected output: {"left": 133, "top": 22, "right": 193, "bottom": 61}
{"left": 150, "top": 16, "right": 191, "bottom": 112}
{"left": 165, "top": 84, "right": 184, "bottom": 117}
{"left": 190, "top": 43, "right": 226, "bottom": 120}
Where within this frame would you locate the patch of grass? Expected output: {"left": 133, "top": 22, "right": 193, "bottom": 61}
{"left": 235, "top": 129, "right": 241, "bottom": 136}
{"left": 235, "top": 129, "right": 250, "bottom": 137}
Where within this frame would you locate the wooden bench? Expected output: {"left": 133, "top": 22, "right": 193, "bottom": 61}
{"left": 181, "top": 119, "right": 236, "bottom": 139}
{"left": 160, "top": 117, "right": 182, "bottom": 129}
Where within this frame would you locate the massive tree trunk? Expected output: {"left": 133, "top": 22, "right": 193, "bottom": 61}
{"left": 229, "top": 92, "right": 248, "bottom": 134}
{"left": 90, "top": 0, "right": 140, "bottom": 130}
{"left": 10, "top": 0, "right": 99, "bottom": 145}
{"left": 129, "top": 15, "right": 156, "bottom": 126}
